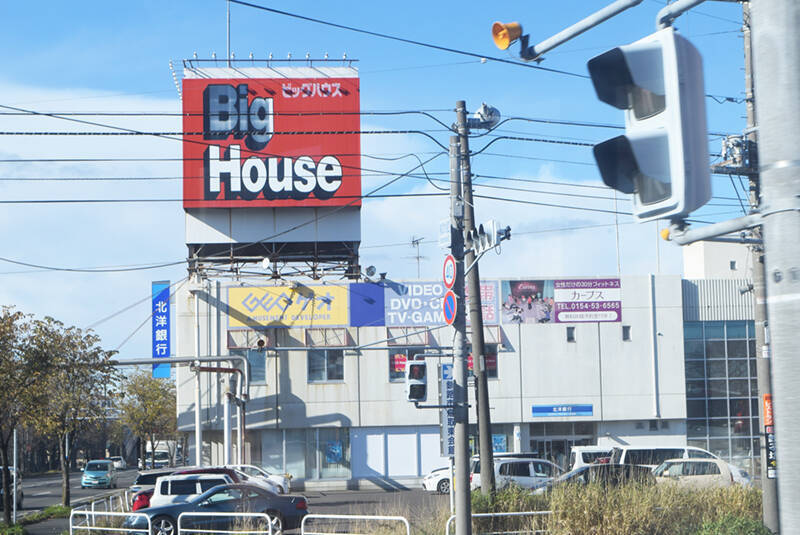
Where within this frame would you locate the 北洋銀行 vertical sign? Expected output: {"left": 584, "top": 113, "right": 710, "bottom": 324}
{"left": 152, "top": 281, "right": 170, "bottom": 378}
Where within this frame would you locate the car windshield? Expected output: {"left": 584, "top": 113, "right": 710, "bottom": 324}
{"left": 154, "top": 451, "right": 169, "bottom": 460}
{"left": 86, "top": 462, "right": 109, "bottom": 472}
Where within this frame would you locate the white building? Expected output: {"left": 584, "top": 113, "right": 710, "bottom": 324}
{"left": 174, "top": 274, "right": 696, "bottom": 489}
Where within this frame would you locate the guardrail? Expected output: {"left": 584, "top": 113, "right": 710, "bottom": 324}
{"left": 301, "top": 514, "right": 410, "bottom": 535}
{"left": 69, "top": 510, "right": 151, "bottom": 535}
{"left": 178, "top": 511, "right": 273, "bottom": 535}
{"left": 445, "top": 511, "right": 552, "bottom": 535}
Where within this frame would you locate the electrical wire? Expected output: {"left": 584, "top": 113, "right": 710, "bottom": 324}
{"left": 85, "top": 276, "right": 189, "bottom": 330}
{"left": 115, "top": 278, "right": 188, "bottom": 351}
{"left": 228, "top": 0, "right": 589, "bottom": 80}
{"left": 0, "top": 255, "right": 185, "bottom": 272}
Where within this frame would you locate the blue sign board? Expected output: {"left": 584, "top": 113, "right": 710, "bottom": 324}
{"left": 151, "top": 281, "right": 171, "bottom": 378}
{"left": 532, "top": 404, "right": 593, "bottom": 417}
{"left": 440, "top": 363, "right": 455, "bottom": 458}
{"left": 492, "top": 434, "right": 507, "bottom": 453}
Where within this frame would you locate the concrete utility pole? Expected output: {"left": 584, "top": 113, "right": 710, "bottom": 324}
{"left": 455, "top": 101, "right": 495, "bottom": 494}
{"left": 450, "top": 135, "right": 472, "bottom": 535}
{"left": 742, "top": 2, "right": 779, "bottom": 531}
{"left": 751, "top": 0, "right": 800, "bottom": 531}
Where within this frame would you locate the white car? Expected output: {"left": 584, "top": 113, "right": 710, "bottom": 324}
{"left": 149, "top": 473, "right": 233, "bottom": 507}
{"left": 229, "top": 464, "right": 291, "bottom": 494}
{"left": 109, "top": 456, "right": 127, "bottom": 470}
{"left": 422, "top": 466, "right": 451, "bottom": 494}
{"left": 471, "top": 456, "right": 564, "bottom": 490}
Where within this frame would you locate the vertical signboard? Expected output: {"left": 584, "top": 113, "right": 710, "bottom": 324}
{"left": 439, "top": 363, "right": 455, "bottom": 458}
{"left": 764, "top": 393, "right": 777, "bottom": 479}
{"left": 151, "top": 281, "right": 171, "bottom": 378}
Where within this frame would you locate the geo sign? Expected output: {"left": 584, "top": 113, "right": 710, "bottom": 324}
{"left": 182, "top": 74, "right": 361, "bottom": 209}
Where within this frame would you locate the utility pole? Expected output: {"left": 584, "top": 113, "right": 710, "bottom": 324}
{"left": 751, "top": 0, "right": 800, "bottom": 531}
{"left": 742, "top": 2, "right": 779, "bottom": 531}
{"left": 450, "top": 135, "right": 472, "bottom": 535}
{"left": 456, "top": 100, "right": 495, "bottom": 494}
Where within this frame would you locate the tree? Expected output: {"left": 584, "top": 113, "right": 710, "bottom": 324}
{"left": 119, "top": 370, "right": 176, "bottom": 470}
{"left": 0, "top": 307, "right": 46, "bottom": 525}
{"left": 27, "top": 317, "right": 118, "bottom": 507}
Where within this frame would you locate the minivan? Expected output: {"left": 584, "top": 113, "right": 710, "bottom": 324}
{"left": 569, "top": 446, "right": 613, "bottom": 470}
{"left": 470, "top": 454, "right": 563, "bottom": 490}
{"left": 609, "top": 445, "right": 751, "bottom": 485}
{"left": 149, "top": 474, "right": 233, "bottom": 507}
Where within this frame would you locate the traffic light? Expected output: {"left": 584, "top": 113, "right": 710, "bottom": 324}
{"left": 588, "top": 27, "right": 711, "bottom": 222}
{"left": 466, "top": 220, "right": 511, "bottom": 256}
{"left": 405, "top": 361, "right": 427, "bottom": 402}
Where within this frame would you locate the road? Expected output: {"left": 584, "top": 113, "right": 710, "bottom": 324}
{"left": 18, "top": 468, "right": 139, "bottom": 512}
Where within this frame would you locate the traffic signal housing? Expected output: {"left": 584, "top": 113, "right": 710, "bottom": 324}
{"left": 405, "top": 361, "right": 427, "bottom": 402}
{"left": 588, "top": 27, "right": 710, "bottom": 222}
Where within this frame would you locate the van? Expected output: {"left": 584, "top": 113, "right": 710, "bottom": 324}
{"left": 149, "top": 474, "right": 233, "bottom": 508}
{"left": 609, "top": 445, "right": 751, "bottom": 485}
{"left": 569, "top": 446, "right": 613, "bottom": 470}
{"left": 470, "top": 454, "right": 563, "bottom": 490}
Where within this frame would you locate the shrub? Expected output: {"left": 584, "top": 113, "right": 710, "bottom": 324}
{"left": 695, "top": 514, "right": 773, "bottom": 535}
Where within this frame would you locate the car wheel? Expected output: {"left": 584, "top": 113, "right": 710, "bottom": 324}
{"left": 151, "top": 515, "right": 176, "bottom": 535}
{"left": 266, "top": 510, "right": 284, "bottom": 535}
{"left": 437, "top": 478, "right": 450, "bottom": 494}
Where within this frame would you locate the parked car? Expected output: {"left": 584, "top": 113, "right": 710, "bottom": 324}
{"left": 172, "top": 466, "right": 250, "bottom": 484}
{"left": 128, "top": 468, "right": 175, "bottom": 503}
{"left": 653, "top": 458, "right": 735, "bottom": 489}
{"left": 533, "top": 463, "right": 655, "bottom": 494}
{"left": 422, "top": 466, "right": 451, "bottom": 494}
{"left": 569, "top": 446, "right": 613, "bottom": 470}
{"left": 0, "top": 467, "right": 22, "bottom": 509}
{"left": 149, "top": 474, "right": 233, "bottom": 508}
{"left": 470, "top": 455, "right": 563, "bottom": 490}
{"left": 81, "top": 460, "right": 117, "bottom": 489}
{"left": 230, "top": 464, "right": 291, "bottom": 494}
{"left": 608, "top": 445, "right": 751, "bottom": 485}
{"left": 110, "top": 456, "right": 127, "bottom": 470}
{"left": 122, "top": 483, "right": 308, "bottom": 535}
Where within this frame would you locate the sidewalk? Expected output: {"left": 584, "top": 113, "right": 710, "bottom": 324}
{"left": 21, "top": 516, "right": 68, "bottom": 535}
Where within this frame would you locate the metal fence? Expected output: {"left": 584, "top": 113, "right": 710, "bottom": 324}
{"left": 301, "top": 514, "right": 411, "bottom": 535}
{"left": 178, "top": 511, "right": 273, "bottom": 535}
{"left": 445, "top": 511, "right": 552, "bottom": 535}
{"left": 69, "top": 510, "right": 151, "bottom": 535}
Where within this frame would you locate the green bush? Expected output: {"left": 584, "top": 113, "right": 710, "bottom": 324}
{"left": 695, "top": 514, "right": 773, "bottom": 535}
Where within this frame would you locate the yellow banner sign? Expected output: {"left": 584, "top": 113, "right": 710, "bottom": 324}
{"left": 228, "top": 285, "right": 348, "bottom": 328}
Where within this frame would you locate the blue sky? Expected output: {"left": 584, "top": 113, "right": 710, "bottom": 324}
{"left": 0, "top": 0, "right": 748, "bottom": 358}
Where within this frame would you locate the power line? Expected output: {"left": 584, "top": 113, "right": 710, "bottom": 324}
{"left": 228, "top": 0, "right": 589, "bottom": 79}
{"left": 0, "top": 192, "right": 448, "bottom": 205}
{"left": 85, "top": 276, "right": 189, "bottom": 330}
{"left": 0, "top": 255, "right": 185, "bottom": 273}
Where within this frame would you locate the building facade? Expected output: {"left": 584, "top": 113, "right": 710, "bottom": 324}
{"left": 175, "top": 274, "right": 699, "bottom": 489}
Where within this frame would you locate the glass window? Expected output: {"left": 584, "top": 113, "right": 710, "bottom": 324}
{"left": 731, "top": 438, "right": 754, "bottom": 458}
{"left": 170, "top": 481, "right": 197, "bottom": 495}
{"left": 308, "top": 349, "right": 344, "bottom": 382}
{"left": 319, "top": 428, "right": 350, "bottom": 479}
{"left": 709, "top": 419, "right": 729, "bottom": 437}
{"left": 709, "top": 439, "right": 730, "bottom": 459}
{"left": 687, "top": 439, "right": 709, "bottom": 452}
{"left": 748, "top": 340, "right": 756, "bottom": 358}
{"left": 709, "top": 400, "right": 728, "bottom": 418}
{"left": 685, "top": 361, "right": 705, "bottom": 379}
{"left": 684, "top": 340, "right": 704, "bottom": 360}
{"left": 728, "top": 379, "right": 750, "bottom": 397}
{"left": 688, "top": 449, "right": 714, "bottom": 459}
{"left": 566, "top": 326, "right": 576, "bottom": 343}
{"left": 731, "top": 416, "right": 751, "bottom": 436}
{"left": 728, "top": 360, "right": 749, "bottom": 378}
{"left": 684, "top": 322, "right": 703, "bottom": 340}
{"left": 622, "top": 325, "right": 632, "bottom": 341}
{"left": 199, "top": 479, "right": 226, "bottom": 492}
{"left": 730, "top": 399, "right": 750, "bottom": 418}
{"left": 687, "top": 420, "right": 707, "bottom": 438}
{"left": 285, "top": 429, "right": 311, "bottom": 480}
{"left": 707, "top": 379, "right": 727, "bottom": 398}
{"left": 261, "top": 429, "right": 284, "bottom": 476}
{"left": 727, "top": 340, "right": 748, "bottom": 359}
{"left": 749, "top": 359, "right": 757, "bottom": 377}
{"left": 686, "top": 380, "right": 706, "bottom": 398}
{"left": 751, "top": 380, "right": 759, "bottom": 396}
{"left": 705, "top": 341, "right": 726, "bottom": 359}
{"left": 687, "top": 400, "right": 706, "bottom": 418}
{"left": 207, "top": 488, "right": 241, "bottom": 504}
{"left": 726, "top": 321, "right": 747, "bottom": 339}
{"left": 389, "top": 347, "right": 424, "bottom": 382}
{"left": 708, "top": 361, "right": 727, "bottom": 378}
{"left": 704, "top": 322, "right": 725, "bottom": 339}
{"left": 626, "top": 449, "right": 684, "bottom": 466}
{"left": 467, "top": 345, "right": 499, "bottom": 379}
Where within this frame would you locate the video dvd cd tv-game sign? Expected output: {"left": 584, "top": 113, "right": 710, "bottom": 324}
{"left": 182, "top": 74, "right": 361, "bottom": 208}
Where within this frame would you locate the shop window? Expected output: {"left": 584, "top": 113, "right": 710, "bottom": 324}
{"left": 318, "top": 428, "right": 350, "bottom": 479}
{"left": 684, "top": 340, "right": 704, "bottom": 359}
{"left": 231, "top": 349, "right": 266, "bottom": 384}
{"left": 467, "top": 344, "right": 499, "bottom": 379}
{"left": 308, "top": 349, "right": 344, "bottom": 382}
{"left": 684, "top": 322, "right": 703, "bottom": 340}
{"left": 389, "top": 347, "right": 425, "bottom": 382}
